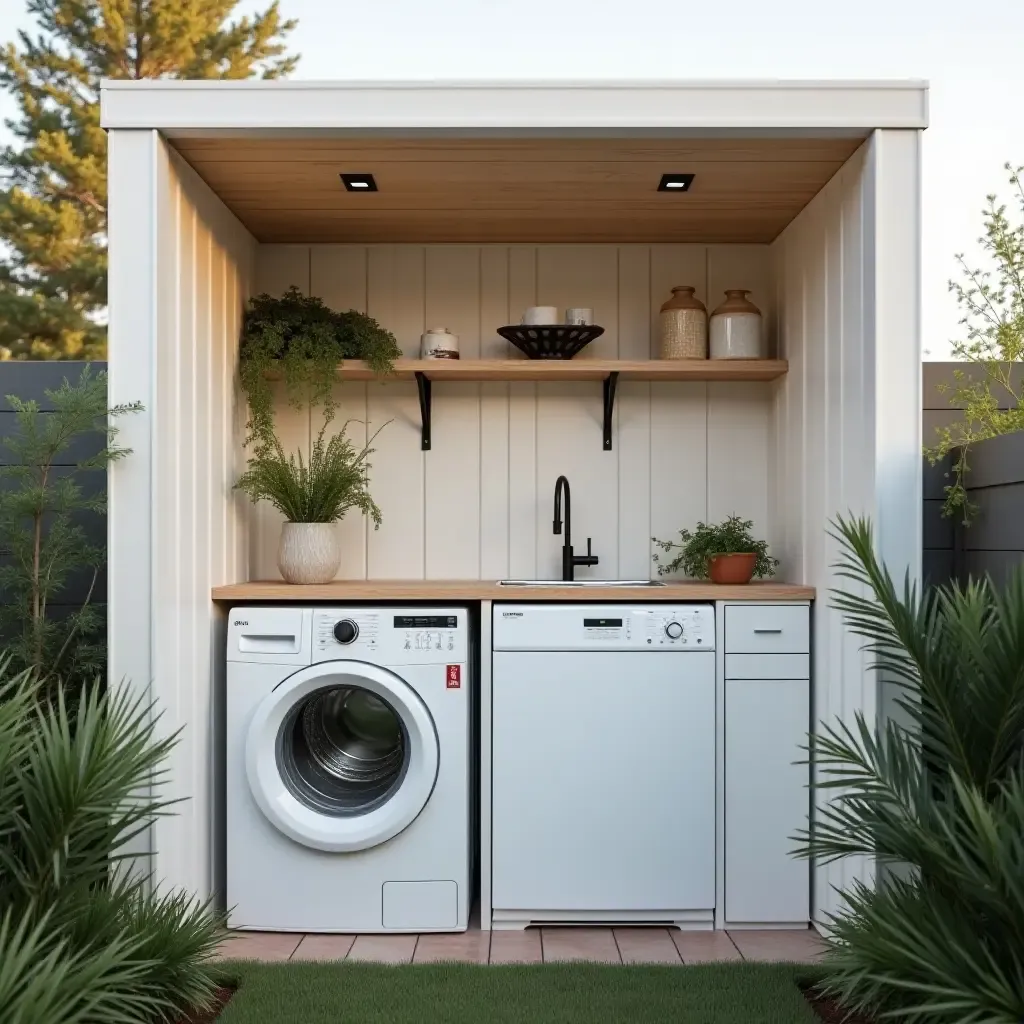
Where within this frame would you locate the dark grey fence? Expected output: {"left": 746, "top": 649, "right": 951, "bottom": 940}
{"left": 923, "top": 362, "right": 1024, "bottom": 588}
{"left": 0, "top": 361, "right": 108, "bottom": 621}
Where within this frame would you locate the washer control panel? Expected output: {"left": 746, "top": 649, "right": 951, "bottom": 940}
{"left": 395, "top": 613, "right": 459, "bottom": 654}
{"left": 312, "top": 607, "right": 467, "bottom": 663}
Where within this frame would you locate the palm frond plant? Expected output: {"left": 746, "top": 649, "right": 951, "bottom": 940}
{"left": 0, "top": 662, "right": 223, "bottom": 1023}
{"left": 235, "top": 418, "right": 387, "bottom": 526}
{"left": 793, "top": 515, "right": 1024, "bottom": 1024}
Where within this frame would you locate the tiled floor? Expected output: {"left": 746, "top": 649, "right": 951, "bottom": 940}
{"left": 217, "top": 926, "right": 824, "bottom": 965}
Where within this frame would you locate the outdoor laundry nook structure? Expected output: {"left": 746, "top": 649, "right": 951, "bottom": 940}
{"left": 103, "top": 78, "right": 926, "bottom": 934}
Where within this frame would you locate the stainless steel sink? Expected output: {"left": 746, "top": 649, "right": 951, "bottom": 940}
{"left": 497, "top": 579, "right": 665, "bottom": 587}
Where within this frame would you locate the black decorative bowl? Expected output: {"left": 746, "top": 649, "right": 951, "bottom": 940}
{"left": 496, "top": 324, "right": 605, "bottom": 360}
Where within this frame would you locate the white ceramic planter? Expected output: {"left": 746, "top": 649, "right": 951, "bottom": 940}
{"left": 278, "top": 522, "right": 341, "bottom": 584}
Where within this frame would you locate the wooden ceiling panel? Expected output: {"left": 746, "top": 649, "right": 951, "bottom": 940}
{"left": 171, "top": 136, "right": 863, "bottom": 244}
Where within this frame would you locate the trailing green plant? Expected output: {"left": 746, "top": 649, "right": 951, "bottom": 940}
{"left": 239, "top": 287, "right": 400, "bottom": 450}
{"left": 235, "top": 418, "right": 387, "bottom": 525}
{"left": 793, "top": 515, "right": 1024, "bottom": 1024}
{"left": 0, "top": 367, "right": 141, "bottom": 692}
{"left": 924, "top": 162, "right": 1024, "bottom": 524}
{"left": 0, "top": 662, "right": 223, "bottom": 1023}
{"left": 651, "top": 515, "right": 778, "bottom": 579}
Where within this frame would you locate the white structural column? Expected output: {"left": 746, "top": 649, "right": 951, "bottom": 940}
{"left": 770, "top": 127, "right": 922, "bottom": 928}
{"left": 108, "top": 129, "right": 255, "bottom": 899}
{"left": 869, "top": 129, "right": 923, "bottom": 594}
{"left": 107, "top": 130, "right": 159, "bottom": 862}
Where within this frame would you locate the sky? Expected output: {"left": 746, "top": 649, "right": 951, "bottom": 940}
{"left": 1, "top": 0, "right": 1022, "bottom": 360}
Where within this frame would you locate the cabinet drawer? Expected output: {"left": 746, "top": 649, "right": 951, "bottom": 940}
{"left": 725, "top": 605, "right": 809, "bottom": 654}
{"left": 726, "top": 653, "right": 809, "bottom": 679}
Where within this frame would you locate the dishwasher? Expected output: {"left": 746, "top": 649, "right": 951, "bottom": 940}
{"left": 490, "top": 603, "right": 716, "bottom": 930}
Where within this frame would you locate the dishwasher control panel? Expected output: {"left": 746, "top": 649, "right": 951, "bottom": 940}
{"left": 493, "top": 604, "right": 714, "bottom": 651}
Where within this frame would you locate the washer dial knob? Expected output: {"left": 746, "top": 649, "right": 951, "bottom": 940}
{"left": 333, "top": 619, "right": 359, "bottom": 645}
{"left": 664, "top": 621, "right": 684, "bottom": 640}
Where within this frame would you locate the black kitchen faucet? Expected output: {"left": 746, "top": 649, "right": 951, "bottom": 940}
{"left": 553, "top": 475, "right": 599, "bottom": 581}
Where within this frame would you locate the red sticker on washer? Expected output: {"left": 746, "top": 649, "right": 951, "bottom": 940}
{"left": 446, "top": 665, "right": 461, "bottom": 688}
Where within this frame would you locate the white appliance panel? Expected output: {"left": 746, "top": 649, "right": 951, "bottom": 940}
{"left": 493, "top": 603, "right": 715, "bottom": 651}
{"left": 491, "top": 648, "right": 716, "bottom": 914}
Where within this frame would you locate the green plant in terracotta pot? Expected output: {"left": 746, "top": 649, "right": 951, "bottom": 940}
{"left": 652, "top": 516, "right": 778, "bottom": 584}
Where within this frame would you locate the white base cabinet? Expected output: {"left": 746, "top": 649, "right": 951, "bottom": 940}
{"left": 723, "top": 604, "right": 810, "bottom": 926}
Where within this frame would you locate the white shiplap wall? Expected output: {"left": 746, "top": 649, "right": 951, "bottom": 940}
{"left": 250, "top": 244, "right": 777, "bottom": 582}
{"left": 770, "top": 131, "right": 922, "bottom": 928}
{"left": 151, "top": 145, "right": 255, "bottom": 898}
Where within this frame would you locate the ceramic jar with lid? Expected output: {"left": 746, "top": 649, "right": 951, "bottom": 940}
{"left": 659, "top": 286, "right": 707, "bottom": 359}
{"left": 709, "top": 290, "right": 763, "bottom": 359}
{"left": 420, "top": 327, "right": 460, "bottom": 359}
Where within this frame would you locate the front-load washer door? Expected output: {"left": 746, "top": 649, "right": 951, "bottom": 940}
{"left": 245, "top": 661, "right": 439, "bottom": 852}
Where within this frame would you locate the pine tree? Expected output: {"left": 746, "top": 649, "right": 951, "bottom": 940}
{"left": 0, "top": 1, "right": 298, "bottom": 359}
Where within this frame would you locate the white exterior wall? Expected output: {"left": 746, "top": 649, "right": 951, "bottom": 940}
{"left": 251, "top": 243, "right": 777, "bottom": 582}
{"left": 770, "top": 130, "right": 922, "bottom": 927}
{"left": 109, "top": 131, "right": 255, "bottom": 897}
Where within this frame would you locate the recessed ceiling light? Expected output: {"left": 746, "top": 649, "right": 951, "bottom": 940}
{"left": 340, "top": 173, "right": 378, "bottom": 192}
{"left": 658, "top": 173, "right": 695, "bottom": 192}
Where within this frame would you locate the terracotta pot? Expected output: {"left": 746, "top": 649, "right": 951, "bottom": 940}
{"left": 278, "top": 522, "right": 341, "bottom": 584}
{"left": 708, "top": 552, "right": 757, "bottom": 585}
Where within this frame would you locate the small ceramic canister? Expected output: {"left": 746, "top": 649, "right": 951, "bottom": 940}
{"left": 420, "top": 327, "right": 460, "bottom": 359}
{"left": 521, "top": 306, "right": 559, "bottom": 326}
{"left": 565, "top": 307, "right": 593, "bottom": 326}
{"left": 709, "top": 290, "right": 763, "bottom": 359}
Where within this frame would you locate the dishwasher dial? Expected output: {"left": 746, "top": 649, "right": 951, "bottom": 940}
{"left": 333, "top": 619, "right": 359, "bottom": 645}
{"left": 664, "top": 621, "right": 684, "bottom": 640}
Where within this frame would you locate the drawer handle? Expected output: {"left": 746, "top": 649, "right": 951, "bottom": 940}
{"left": 753, "top": 628, "right": 783, "bottom": 634}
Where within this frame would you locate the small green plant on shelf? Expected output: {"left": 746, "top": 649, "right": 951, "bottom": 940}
{"left": 239, "top": 287, "right": 401, "bottom": 450}
{"left": 651, "top": 515, "right": 778, "bottom": 579}
{"left": 235, "top": 418, "right": 387, "bottom": 525}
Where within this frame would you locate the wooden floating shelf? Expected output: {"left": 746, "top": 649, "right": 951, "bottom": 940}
{"left": 266, "top": 358, "right": 787, "bottom": 451}
{"left": 329, "top": 358, "right": 788, "bottom": 383}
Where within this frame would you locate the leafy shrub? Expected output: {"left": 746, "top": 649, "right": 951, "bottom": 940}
{"left": 651, "top": 515, "right": 778, "bottom": 579}
{"left": 239, "top": 287, "right": 400, "bottom": 451}
{"left": 794, "top": 516, "right": 1024, "bottom": 1024}
{"left": 924, "top": 162, "right": 1024, "bottom": 524}
{"left": 0, "top": 664, "right": 222, "bottom": 1023}
{"left": 0, "top": 367, "right": 140, "bottom": 692}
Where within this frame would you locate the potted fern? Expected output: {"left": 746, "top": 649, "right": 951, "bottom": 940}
{"left": 236, "top": 420, "right": 386, "bottom": 584}
{"left": 652, "top": 515, "right": 778, "bottom": 584}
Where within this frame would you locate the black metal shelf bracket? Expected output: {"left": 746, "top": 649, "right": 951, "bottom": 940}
{"left": 415, "top": 371, "right": 431, "bottom": 450}
{"left": 602, "top": 371, "right": 619, "bottom": 451}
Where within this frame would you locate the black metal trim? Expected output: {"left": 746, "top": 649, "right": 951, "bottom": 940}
{"left": 415, "top": 371, "right": 431, "bottom": 450}
{"left": 603, "top": 371, "right": 619, "bottom": 451}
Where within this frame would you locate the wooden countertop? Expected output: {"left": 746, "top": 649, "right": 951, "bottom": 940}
{"left": 211, "top": 580, "right": 814, "bottom": 601}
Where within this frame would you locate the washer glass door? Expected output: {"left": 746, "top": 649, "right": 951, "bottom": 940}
{"left": 246, "top": 661, "right": 439, "bottom": 852}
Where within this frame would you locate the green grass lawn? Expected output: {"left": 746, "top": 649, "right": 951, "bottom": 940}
{"left": 215, "top": 961, "right": 823, "bottom": 1023}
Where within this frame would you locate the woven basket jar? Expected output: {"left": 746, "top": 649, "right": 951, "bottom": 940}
{"left": 659, "top": 286, "right": 707, "bottom": 359}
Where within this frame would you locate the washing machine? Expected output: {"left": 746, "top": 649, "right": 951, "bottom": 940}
{"left": 226, "top": 605, "right": 471, "bottom": 933}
